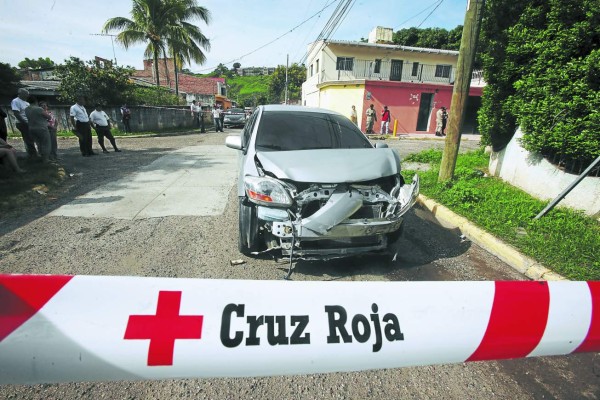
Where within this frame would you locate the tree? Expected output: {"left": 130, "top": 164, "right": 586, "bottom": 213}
{"left": 268, "top": 63, "right": 305, "bottom": 104}
{"left": 55, "top": 57, "right": 135, "bottom": 104}
{"left": 393, "top": 26, "right": 463, "bottom": 50}
{"left": 233, "top": 62, "right": 241, "bottom": 69}
{"left": 162, "top": 0, "right": 211, "bottom": 96}
{"left": 0, "top": 62, "right": 22, "bottom": 101}
{"left": 479, "top": 0, "right": 600, "bottom": 165}
{"left": 103, "top": 0, "right": 170, "bottom": 86}
{"left": 17, "top": 57, "right": 56, "bottom": 70}
{"left": 209, "top": 63, "right": 233, "bottom": 78}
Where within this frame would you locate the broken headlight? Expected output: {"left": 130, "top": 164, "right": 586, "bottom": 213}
{"left": 244, "top": 176, "right": 293, "bottom": 207}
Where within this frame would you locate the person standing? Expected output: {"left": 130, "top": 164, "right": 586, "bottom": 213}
{"left": 39, "top": 101, "right": 59, "bottom": 161}
{"left": 436, "top": 106, "right": 447, "bottom": 137}
{"left": 380, "top": 105, "right": 391, "bottom": 135}
{"left": 70, "top": 96, "right": 96, "bottom": 156}
{"left": 441, "top": 106, "right": 448, "bottom": 136}
{"left": 11, "top": 88, "right": 38, "bottom": 157}
{"left": 24, "top": 97, "right": 52, "bottom": 163}
{"left": 212, "top": 105, "right": 223, "bottom": 132}
{"left": 365, "top": 104, "right": 377, "bottom": 134}
{"left": 190, "top": 100, "right": 201, "bottom": 128}
{"left": 90, "top": 104, "right": 121, "bottom": 153}
{"left": 219, "top": 106, "right": 226, "bottom": 131}
{"left": 350, "top": 105, "right": 358, "bottom": 126}
{"left": 120, "top": 104, "right": 132, "bottom": 133}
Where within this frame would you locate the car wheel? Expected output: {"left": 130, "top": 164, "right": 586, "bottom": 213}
{"left": 239, "top": 197, "right": 260, "bottom": 255}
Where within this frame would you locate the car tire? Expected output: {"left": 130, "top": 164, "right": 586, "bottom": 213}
{"left": 239, "top": 197, "right": 260, "bottom": 255}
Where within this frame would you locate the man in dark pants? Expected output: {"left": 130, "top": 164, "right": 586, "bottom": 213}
{"left": 69, "top": 96, "right": 96, "bottom": 156}
{"left": 90, "top": 104, "right": 121, "bottom": 153}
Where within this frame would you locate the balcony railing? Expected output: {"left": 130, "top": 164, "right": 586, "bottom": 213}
{"left": 318, "top": 58, "right": 484, "bottom": 86}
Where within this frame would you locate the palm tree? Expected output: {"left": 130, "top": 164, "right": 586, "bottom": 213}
{"left": 163, "top": 0, "right": 211, "bottom": 97}
{"left": 103, "top": 0, "right": 211, "bottom": 95}
{"left": 103, "top": 0, "right": 169, "bottom": 86}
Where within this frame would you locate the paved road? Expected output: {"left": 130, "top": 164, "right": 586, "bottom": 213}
{"left": 0, "top": 131, "right": 598, "bottom": 399}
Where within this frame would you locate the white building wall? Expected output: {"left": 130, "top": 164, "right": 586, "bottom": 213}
{"left": 489, "top": 129, "right": 600, "bottom": 218}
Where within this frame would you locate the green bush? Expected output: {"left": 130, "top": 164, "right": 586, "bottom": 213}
{"left": 478, "top": 0, "right": 600, "bottom": 163}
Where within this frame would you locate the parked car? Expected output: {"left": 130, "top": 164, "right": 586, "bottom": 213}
{"left": 225, "top": 105, "right": 419, "bottom": 259}
{"left": 223, "top": 108, "right": 247, "bottom": 127}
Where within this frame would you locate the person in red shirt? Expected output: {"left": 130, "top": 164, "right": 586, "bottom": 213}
{"left": 380, "top": 105, "right": 391, "bottom": 135}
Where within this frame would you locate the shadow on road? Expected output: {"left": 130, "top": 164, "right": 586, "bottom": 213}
{"left": 278, "top": 206, "right": 471, "bottom": 281}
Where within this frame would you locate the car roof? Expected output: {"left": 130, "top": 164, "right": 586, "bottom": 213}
{"left": 259, "top": 104, "right": 340, "bottom": 115}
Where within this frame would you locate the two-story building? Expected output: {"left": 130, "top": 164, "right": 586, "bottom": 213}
{"left": 302, "top": 27, "right": 484, "bottom": 134}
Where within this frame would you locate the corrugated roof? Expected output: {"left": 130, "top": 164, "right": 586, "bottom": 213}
{"left": 325, "top": 39, "right": 459, "bottom": 56}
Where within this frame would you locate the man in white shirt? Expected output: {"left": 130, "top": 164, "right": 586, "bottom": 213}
{"left": 90, "top": 104, "right": 121, "bottom": 153}
{"left": 212, "top": 105, "right": 223, "bottom": 132}
{"left": 70, "top": 96, "right": 96, "bottom": 156}
{"left": 190, "top": 100, "right": 201, "bottom": 128}
{"left": 10, "top": 88, "right": 38, "bottom": 157}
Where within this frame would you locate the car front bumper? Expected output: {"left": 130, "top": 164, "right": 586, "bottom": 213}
{"left": 261, "top": 174, "right": 419, "bottom": 257}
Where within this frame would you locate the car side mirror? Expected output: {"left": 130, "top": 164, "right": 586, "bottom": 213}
{"left": 225, "top": 135, "right": 243, "bottom": 150}
{"left": 374, "top": 142, "right": 389, "bottom": 149}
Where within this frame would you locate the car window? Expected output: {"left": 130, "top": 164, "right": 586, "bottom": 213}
{"left": 255, "top": 111, "right": 371, "bottom": 151}
{"left": 228, "top": 108, "right": 244, "bottom": 113}
{"left": 242, "top": 111, "right": 258, "bottom": 152}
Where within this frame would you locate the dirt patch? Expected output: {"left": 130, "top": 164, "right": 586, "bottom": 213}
{"left": 0, "top": 158, "right": 67, "bottom": 212}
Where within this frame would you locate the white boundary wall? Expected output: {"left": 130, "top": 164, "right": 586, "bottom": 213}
{"left": 489, "top": 128, "right": 600, "bottom": 219}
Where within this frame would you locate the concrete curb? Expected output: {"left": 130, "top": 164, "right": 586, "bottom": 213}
{"left": 417, "top": 194, "right": 568, "bottom": 281}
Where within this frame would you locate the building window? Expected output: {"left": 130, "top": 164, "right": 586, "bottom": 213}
{"left": 310, "top": 64, "right": 314, "bottom": 76}
{"left": 435, "top": 65, "right": 451, "bottom": 78}
{"left": 412, "top": 62, "right": 419, "bottom": 76}
{"left": 374, "top": 59, "right": 381, "bottom": 73}
{"left": 316, "top": 59, "right": 319, "bottom": 73}
{"left": 336, "top": 57, "right": 354, "bottom": 71}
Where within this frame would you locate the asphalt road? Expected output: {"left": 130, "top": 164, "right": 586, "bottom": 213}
{"left": 0, "top": 130, "right": 598, "bottom": 399}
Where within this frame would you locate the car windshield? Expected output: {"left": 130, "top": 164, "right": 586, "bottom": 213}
{"left": 255, "top": 111, "right": 372, "bottom": 151}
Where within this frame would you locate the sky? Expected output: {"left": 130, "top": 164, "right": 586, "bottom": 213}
{"left": 0, "top": 0, "right": 468, "bottom": 73}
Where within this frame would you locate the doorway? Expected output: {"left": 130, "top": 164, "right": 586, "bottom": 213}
{"left": 390, "top": 60, "right": 403, "bottom": 81}
{"left": 416, "top": 93, "right": 434, "bottom": 131}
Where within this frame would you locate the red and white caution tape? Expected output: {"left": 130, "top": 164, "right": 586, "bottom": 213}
{"left": 0, "top": 274, "right": 598, "bottom": 384}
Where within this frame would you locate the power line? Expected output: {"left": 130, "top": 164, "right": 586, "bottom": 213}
{"left": 392, "top": 0, "right": 444, "bottom": 30}
{"left": 298, "top": 0, "right": 354, "bottom": 65}
{"left": 192, "top": 0, "right": 339, "bottom": 73}
{"left": 415, "top": 0, "right": 444, "bottom": 29}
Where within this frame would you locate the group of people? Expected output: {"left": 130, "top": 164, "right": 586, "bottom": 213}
{"left": 69, "top": 96, "right": 121, "bottom": 156}
{"left": 3, "top": 88, "right": 59, "bottom": 172}
{"left": 1, "top": 89, "right": 125, "bottom": 175}
{"left": 190, "top": 101, "right": 226, "bottom": 133}
{"left": 352, "top": 104, "right": 448, "bottom": 136}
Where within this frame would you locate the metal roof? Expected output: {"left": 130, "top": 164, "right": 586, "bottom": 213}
{"left": 324, "top": 39, "right": 459, "bottom": 56}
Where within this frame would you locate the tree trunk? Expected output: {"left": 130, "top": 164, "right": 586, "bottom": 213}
{"left": 173, "top": 57, "right": 179, "bottom": 98}
{"left": 153, "top": 50, "right": 160, "bottom": 87}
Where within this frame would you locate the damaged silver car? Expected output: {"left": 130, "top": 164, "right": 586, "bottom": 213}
{"left": 226, "top": 105, "right": 419, "bottom": 260}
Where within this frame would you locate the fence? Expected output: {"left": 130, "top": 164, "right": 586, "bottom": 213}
{"left": 4, "top": 105, "right": 216, "bottom": 134}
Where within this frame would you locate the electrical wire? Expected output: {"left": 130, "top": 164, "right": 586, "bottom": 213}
{"left": 192, "top": 0, "right": 339, "bottom": 72}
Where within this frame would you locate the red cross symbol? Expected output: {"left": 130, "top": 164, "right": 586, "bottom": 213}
{"left": 124, "top": 291, "right": 203, "bottom": 366}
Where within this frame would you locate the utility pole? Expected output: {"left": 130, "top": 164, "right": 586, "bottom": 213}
{"left": 438, "top": 0, "right": 486, "bottom": 182}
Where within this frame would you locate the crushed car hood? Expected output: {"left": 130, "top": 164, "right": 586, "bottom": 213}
{"left": 256, "top": 148, "right": 401, "bottom": 183}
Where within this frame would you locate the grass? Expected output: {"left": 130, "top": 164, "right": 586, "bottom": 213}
{"left": 404, "top": 149, "right": 600, "bottom": 280}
